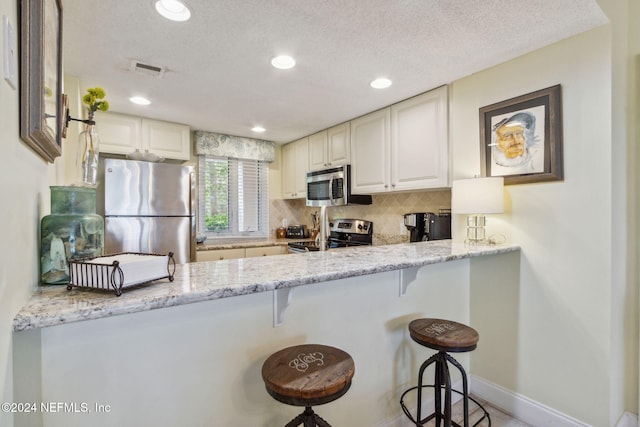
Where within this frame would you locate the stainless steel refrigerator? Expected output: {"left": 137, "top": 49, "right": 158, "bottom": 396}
{"left": 103, "top": 158, "right": 195, "bottom": 264}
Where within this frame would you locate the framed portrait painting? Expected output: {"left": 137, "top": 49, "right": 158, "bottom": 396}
{"left": 20, "top": 0, "right": 63, "bottom": 163}
{"left": 479, "top": 85, "right": 563, "bottom": 185}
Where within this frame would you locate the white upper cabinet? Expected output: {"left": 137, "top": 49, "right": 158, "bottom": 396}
{"left": 97, "top": 113, "right": 141, "bottom": 155}
{"left": 282, "top": 137, "right": 309, "bottom": 199}
{"left": 351, "top": 86, "right": 449, "bottom": 193}
{"left": 99, "top": 112, "right": 191, "bottom": 161}
{"left": 308, "top": 130, "right": 328, "bottom": 171}
{"left": 390, "top": 87, "right": 449, "bottom": 190}
{"left": 350, "top": 108, "right": 390, "bottom": 194}
{"left": 327, "top": 122, "right": 351, "bottom": 167}
{"left": 142, "top": 119, "right": 191, "bottom": 160}
{"left": 308, "top": 123, "right": 351, "bottom": 171}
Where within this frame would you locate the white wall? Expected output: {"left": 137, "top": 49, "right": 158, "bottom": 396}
{"left": 0, "top": 1, "right": 59, "bottom": 427}
{"left": 451, "top": 10, "right": 634, "bottom": 426}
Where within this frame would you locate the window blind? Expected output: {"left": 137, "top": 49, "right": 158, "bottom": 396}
{"left": 198, "top": 156, "right": 269, "bottom": 237}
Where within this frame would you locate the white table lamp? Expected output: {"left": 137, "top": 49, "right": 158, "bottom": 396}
{"left": 451, "top": 177, "right": 504, "bottom": 242}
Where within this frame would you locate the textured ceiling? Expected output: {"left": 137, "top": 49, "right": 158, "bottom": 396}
{"left": 61, "top": 1, "right": 607, "bottom": 144}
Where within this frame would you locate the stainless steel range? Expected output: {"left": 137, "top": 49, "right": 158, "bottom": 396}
{"left": 288, "top": 219, "right": 373, "bottom": 253}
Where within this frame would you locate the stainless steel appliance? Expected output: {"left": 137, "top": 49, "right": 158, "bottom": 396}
{"left": 103, "top": 159, "right": 195, "bottom": 263}
{"left": 306, "top": 165, "right": 372, "bottom": 207}
{"left": 286, "top": 224, "right": 307, "bottom": 239}
{"left": 404, "top": 211, "right": 451, "bottom": 242}
{"left": 288, "top": 219, "right": 373, "bottom": 253}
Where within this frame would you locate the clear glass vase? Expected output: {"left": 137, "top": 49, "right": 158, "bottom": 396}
{"left": 77, "top": 120, "right": 100, "bottom": 186}
{"left": 40, "top": 186, "right": 104, "bottom": 285}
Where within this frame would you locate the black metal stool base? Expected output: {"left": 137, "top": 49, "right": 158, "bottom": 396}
{"left": 400, "top": 351, "right": 491, "bottom": 427}
{"left": 284, "top": 406, "right": 332, "bottom": 427}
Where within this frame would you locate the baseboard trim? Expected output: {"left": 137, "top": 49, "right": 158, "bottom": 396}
{"left": 379, "top": 374, "right": 637, "bottom": 427}
{"left": 471, "top": 375, "right": 591, "bottom": 426}
{"left": 615, "top": 412, "right": 638, "bottom": 427}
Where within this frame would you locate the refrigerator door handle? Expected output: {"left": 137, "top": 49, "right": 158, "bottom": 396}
{"left": 189, "top": 171, "right": 196, "bottom": 262}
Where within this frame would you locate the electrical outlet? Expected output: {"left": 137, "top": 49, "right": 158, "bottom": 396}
{"left": 400, "top": 220, "right": 406, "bottom": 235}
{"left": 3, "top": 15, "right": 17, "bottom": 90}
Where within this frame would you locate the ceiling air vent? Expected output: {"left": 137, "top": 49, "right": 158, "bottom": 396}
{"left": 130, "top": 60, "right": 166, "bottom": 78}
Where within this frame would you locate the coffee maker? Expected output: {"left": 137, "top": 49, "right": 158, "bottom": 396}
{"left": 404, "top": 211, "right": 452, "bottom": 242}
{"left": 404, "top": 212, "right": 428, "bottom": 242}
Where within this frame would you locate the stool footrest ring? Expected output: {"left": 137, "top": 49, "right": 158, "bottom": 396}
{"left": 400, "top": 385, "right": 491, "bottom": 427}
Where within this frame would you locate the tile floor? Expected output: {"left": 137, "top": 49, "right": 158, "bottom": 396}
{"left": 398, "top": 395, "right": 532, "bottom": 426}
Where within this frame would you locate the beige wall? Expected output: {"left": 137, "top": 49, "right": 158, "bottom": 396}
{"left": 451, "top": 3, "right": 637, "bottom": 424}
{"left": 0, "top": 2, "right": 59, "bottom": 426}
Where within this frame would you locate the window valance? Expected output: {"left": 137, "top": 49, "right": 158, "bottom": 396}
{"left": 194, "top": 130, "right": 275, "bottom": 162}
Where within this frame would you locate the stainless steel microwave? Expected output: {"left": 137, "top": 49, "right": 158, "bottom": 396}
{"left": 306, "top": 165, "right": 372, "bottom": 207}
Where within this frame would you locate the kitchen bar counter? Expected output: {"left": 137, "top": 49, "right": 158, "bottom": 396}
{"left": 13, "top": 240, "right": 519, "bottom": 331}
{"left": 196, "top": 236, "right": 311, "bottom": 251}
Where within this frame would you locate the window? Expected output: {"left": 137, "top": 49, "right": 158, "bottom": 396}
{"left": 198, "top": 156, "right": 269, "bottom": 238}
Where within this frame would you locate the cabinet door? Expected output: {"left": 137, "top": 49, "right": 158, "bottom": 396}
{"left": 142, "top": 119, "right": 191, "bottom": 161}
{"left": 350, "top": 108, "right": 390, "bottom": 194}
{"left": 245, "top": 246, "right": 287, "bottom": 257}
{"left": 196, "top": 248, "right": 245, "bottom": 262}
{"left": 390, "top": 87, "right": 448, "bottom": 191}
{"left": 98, "top": 112, "right": 142, "bottom": 155}
{"left": 282, "top": 138, "right": 308, "bottom": 199}
{"left": 327, "top": 122, "right": 350, "bottom": 167}
{"left": 308, "top": 130, "right": 328, "bottom": 171}
{"left": 294, "top": 138, "right": 309, "bottom": 197}
{"left": 282, "top": 142, "right": 297, "bottom": 198}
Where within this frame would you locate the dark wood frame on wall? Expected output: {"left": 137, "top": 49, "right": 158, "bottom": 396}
{"left": 479, "top": 85, "right": 563, "bottom": 185}
{"left": 20, "top": 0, "right": 63, "bottom": 163}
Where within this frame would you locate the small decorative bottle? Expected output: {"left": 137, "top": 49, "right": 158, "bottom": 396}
{"left": 40, "top": 186, "right": 104, "bottom": 285}
{"left": 77, "top": 118, "right": 100, "bottom": 187}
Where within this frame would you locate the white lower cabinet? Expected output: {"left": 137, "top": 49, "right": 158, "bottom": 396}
{"left": 245, "top": 246, "right": 287, "bottom": 257}
{"left": 196, "top": 245, "right": 287, "bottom": 262}
{"left": 196, "top": 248, "right": 245, "bottom": 262}
{"left": 350, "top": 86, "right": 449, "bottom": 193}
{"left": 99, "top": 112, "right": 191, "bottom": 161}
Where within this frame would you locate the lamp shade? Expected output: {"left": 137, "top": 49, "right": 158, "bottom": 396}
{"left": 451, "top": 177, "right": 504, "bottom": 214}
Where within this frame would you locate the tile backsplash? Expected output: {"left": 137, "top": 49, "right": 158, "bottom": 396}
{"left": 270, "top": 190, "right": 451, "bottom": 245}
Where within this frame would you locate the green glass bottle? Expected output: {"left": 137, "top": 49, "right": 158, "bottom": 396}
{"left": 40, "top": 186, "right": 104, "bottom": 285}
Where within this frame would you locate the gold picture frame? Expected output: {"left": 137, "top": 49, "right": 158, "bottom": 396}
{"left": 20, "top": 0, "right": 63, "bottom": 163}
{"left": 479, "top": 85, "right": 564, "bottom": 185}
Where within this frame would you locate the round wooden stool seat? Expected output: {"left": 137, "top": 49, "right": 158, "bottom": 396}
{"left": 408, "top": 318, "right": 479, "bottom": 353}
{"left": 262, "top": 344, "right": 355, "bottom": 407}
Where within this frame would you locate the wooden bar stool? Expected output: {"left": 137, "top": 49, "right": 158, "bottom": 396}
{"left": 400, "top": 318, "right": 491, "bottom": 427}
{"left": 262, "top": 344, "right": 355, "bottom": 427}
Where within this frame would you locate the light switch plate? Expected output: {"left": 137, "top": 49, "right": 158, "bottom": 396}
{"left": 3, "top": 15, "right": 17, "bottom": 90}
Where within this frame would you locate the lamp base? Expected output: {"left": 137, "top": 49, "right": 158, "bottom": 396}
{"left": 465, "top": 215, "right": 486, "bottom": 242}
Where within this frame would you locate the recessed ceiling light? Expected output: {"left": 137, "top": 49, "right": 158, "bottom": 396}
{"left": 129, "top": 96, "right": 151, "bottom": 105}
{"left": 251, "top": 126, "right": 266, "bottom": 133}
{"left": 155, "top": 0, "right": 191, "bottom": 22}
{"left": 370, "top": 78, "right": 392, "bottom": 89}
{"left": 271, "top": 55, "right": 296, "bottom": 70}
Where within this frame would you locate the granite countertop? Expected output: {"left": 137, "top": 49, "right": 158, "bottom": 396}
{"left": 197, "top": 237, "right": 313, "bottom": 251}
{"left": 13, "top": 240, "right": 519, "bottom": 332}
